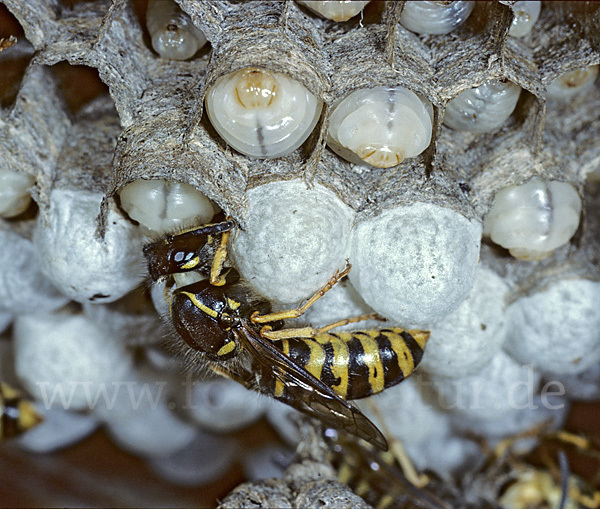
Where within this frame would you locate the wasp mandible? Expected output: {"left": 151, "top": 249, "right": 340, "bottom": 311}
{"left": 144, "top": 217, "right": 430, "bottom": 450}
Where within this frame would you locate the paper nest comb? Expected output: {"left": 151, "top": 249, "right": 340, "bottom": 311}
{"left": 1, "top": 1, "right": 600, "bottom": 507}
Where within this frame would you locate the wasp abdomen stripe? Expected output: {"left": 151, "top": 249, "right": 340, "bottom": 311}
{"left": 282, "top": 327, "right": 429, "bottom": 401}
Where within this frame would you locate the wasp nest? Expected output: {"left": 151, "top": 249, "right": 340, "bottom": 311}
{"left": 1, "top": 0, "right": 600, "bottom": 506}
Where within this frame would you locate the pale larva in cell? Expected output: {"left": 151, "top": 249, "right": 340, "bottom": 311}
{"left": 443, "top": 79, "right": 521, "bottom": 134}
{"left": 0, "top": 169, "right": 35, "bottom": 218}
{"left": 205, "top": 68, "right": 323, "bottom": 159}
{"left": 327, "top": 86, "right": 433, "bottom": 169}
{"left": 146, "top": 0, "right": 207, "bottom": 61}
{"left": 296, "top": 1, "right": 370, "bottom": 22}
{"left": 508, "top": 1, "right": 541, "bottom": 38}
{"left": 546, "top": 65, "right": 599, "bottom": 101}
{"left": 399, "top": 1, "right": 474, "bottom": 35}
{"left": 119, "top": 179, "right": 217, "bottom": 233}
{"left": 482, "top": 179, "right": 582, "bottom": 261}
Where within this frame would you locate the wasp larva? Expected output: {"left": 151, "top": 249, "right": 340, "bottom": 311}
{"left": 0, "top": 168, "right": 34, "bottom": 218}
{"left": 327, "top": 86, "right": 433, "bottom": 168}
{"left": 508, "top": 1, "right": 541, "bottom": 38}
{"left": 146, "top": 0, "right": 207, "bottom": 61}
{"left": 1, "top": 382, "right": 43, "bottom": 440}
{"left": 546, "top": 65, "right": 599, "bottom": 102}
{"left": 296, "top": 1, "right": 370, "bottom": 22}
{"left": 399, "top": 1, "right": 474, "bottom": 35}
{"left": 443, "top": 79, "right": 521, "bottom": 134}
{"left": 483, "top": 178, "right": 582, "bottom": 261}
{"left": 205, "top": 68, "right": 323, "bottom": 159}
{"left": 119, "top": 179, "right": 217, "bottom": 233}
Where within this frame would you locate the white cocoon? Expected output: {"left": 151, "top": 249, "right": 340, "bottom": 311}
{"left": 231, "top": 180, "right": 355, "bottom": 303}
{"left": 82, "top": 299, "right": 164, "bottom": 347}
{"left": 0, "top": 231, "right": 69, "bottom": 314}
{"left": 14, "top": 312, "right": 132, "bottom": 411}
{"left": 106, "top": 402, "right": 197, "bottom": 458}
{"left": 357, "top": 377, "right": 452, "bottom": 444}
{"left": 91, "top": 368, "right": 170, "bottom": 423}
{"left": 349, "top": 202, "right": 481, "bottom": 328}
{"left": 545, "top": 364, "right": 600, "bottom": 402}
{"left": 243, "top": 445, "right": 293, "bottom": 481}
{"left": 421, "top": 266, "right": 509, "bottom": 377}
{"left": 404, "top": 434, "right": 480, "bottom": 475}
{"left": 94, "top": 367, "right": 197, "bottom": 458}
{"left": 33, "top": 188, "right": 146, "bottom": 303}
{"left": 451, "top": 395, "right": 569, "bottom": 440}
{"left": 149, "top": 431, "right": 237, "bottom": 486}
{"left": 504, "top": 279, "right": 600, "bottom": 375}
{"left": 0, "top": 310, "right": 12, "bottom": 336}
{"left": 428, "top": 350, "right": 541, "bottom": 421}
{"left": 185, "top": 378, "right": 267, "bottom": 433}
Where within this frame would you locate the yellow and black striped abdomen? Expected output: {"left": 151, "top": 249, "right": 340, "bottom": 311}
{"left": 280, "top": 327, "right": 429, "bottom": 400}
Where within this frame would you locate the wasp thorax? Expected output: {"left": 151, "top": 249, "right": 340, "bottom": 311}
{"left": 119, "top": 179, "right": 216, "bottom": 233}
{"left": 399, "top": 1, "right": 474, "bottom": 35}
{"left": 171, "top": 282, "right": 237, "bottom": 359}
{"left": 508, "top": 1, "right": 541, "bottom": 38}
{"left": 546, "top": 65, "right": 599, "bottom": 101}
{"left": 483, "top": 179, "right": 582, "bottom": 261}
{"left": 146, "top": 0, "right": 207, "bottom": 60}
{"left": 443, "top": 79, "right": 522, "bottom": 134}
{"left": 297, "top": 1, "right": 370, "bottom": 22}
{"left": 0, "top": 169, "right": 35, "bottom": 218}
{"left": 327, "top": 86, "right": 433, "bottom": 168}
{"left": 205, "top": 68, "right": 323, "bottom": 159}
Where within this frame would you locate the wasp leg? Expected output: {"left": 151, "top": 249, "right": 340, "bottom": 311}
{"left": 571, "top": 487, "right": 600, "bottom": 509}
{"left": 260, "top": 313, "right": 384, "bottom": 341}
{"left": 552, "top": 430, "right": 594, "bottom": 453}
{"left": 492, "top": 422, "right": 547, "bottom": 459}
{"left": 251, "top": 261, "right": 351, "bottom": 324}
{"left": 209, "top": 220, "right": 233, "bottom": 286}
{"left": 314, "top": 313, "right": 385, "bottom": 333}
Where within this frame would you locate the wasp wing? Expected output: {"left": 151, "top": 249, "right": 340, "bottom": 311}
{"left": 235, "top": 323, "right": 388, "bottom": 451}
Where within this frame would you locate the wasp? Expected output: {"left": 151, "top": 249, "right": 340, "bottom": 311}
{"left": 144, "top": 218, "right": 430, "bottom": 450}
{"left": 324, "top": 427, "right": 450, "bottom": 509}
{"left": 1, "top": 382, "right": 43, "bottom": 440}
